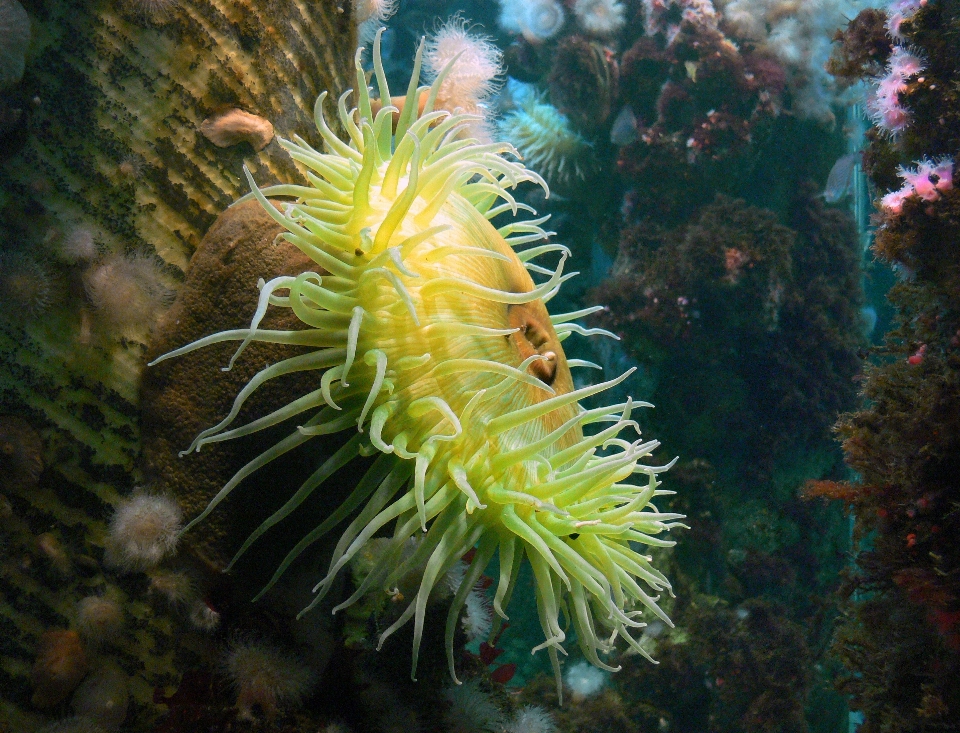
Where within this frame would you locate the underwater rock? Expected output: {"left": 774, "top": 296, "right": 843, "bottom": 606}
{"left": 199, "top": 108, "right": 275, "bottom": 151}
{"left": 70, "top": 663, "right": 129, "bottom": 731}
{"left": 0, "top": 0, "right": 29, "bottom": 90}
{"left": 0, "top": 0, "right": 354, "bottom": 726}
{"left": 141, "top": 199, "right": 317, "bottom": 569}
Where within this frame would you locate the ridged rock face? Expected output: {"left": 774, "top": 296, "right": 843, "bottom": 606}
{"left": 142, "top": 200, "right": 332, "bottom": 570}
{"left": 3, "top": 0, "right": 354, "bottom": 270}
{"left": 0, "top": 1, "right": 353, "bottom": 728}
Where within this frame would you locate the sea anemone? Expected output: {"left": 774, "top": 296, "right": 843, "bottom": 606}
{"left": 154, "top": 34, "right": 682, "bottom": 691}
{"left": 123, "top": 0, "right": 176, "bottom": 22}
{"left": 189, "top": 600, "right": 221, "bottom": 631}
{"left": 224, "top": 638, "right": 315, "bottom": 721}
{"left": 82, "top": 251, "right": 174, "bottom": 335}
{"left": 31, "top": 629, "right": 89, "bottom": 709}
{"left": 58, "top": 226, "right": 99, "bottom": 265}
{"left": 354, "top": 0, "right": 397, "bottom": 45}
{"left": 424, "top": 18, "right": 503, "bottom": 141}
{"left": 505, "top": 705, "right": 557, "bottom": 733}
{"left": 499, "top": 0, "right": 566, "bottom": 43}
{"left": 498, "top": 94, "right": 593, "bottom": 186}
{"left": 70, "top": 663, "right": 129, "bottom": 731}
{"left": 563, "top": 659, "right": 606, "bottom": 700}
{"left": 443, "top": 678, "right": 502, "bottom": 732}
{"left": 146, "top": 569, "right": 194, "bottom": 606}
{"left": 106, "top": 490, "right": 182, "bottom": 570}
{"left": 866, "top": 48, "right": 923, "bottom": 135}
{"left": 881, "top": 157, "right": 954, "bottom": 214}
{"left": 461, "top": 585, "right": 493, "bottom": 641}
{"left": 75, "top": 594, "right": 125, "bottom": 647}
{"left": 574, "top": 0, "right": 627, "bottom": 36}
{"left": 0, "top": 251, "right": 53, "bottom": 320}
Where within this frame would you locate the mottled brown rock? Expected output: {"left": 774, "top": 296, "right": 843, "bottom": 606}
{"left": 31, "top": 629, "right": 89, "bottom": 709}
{"left": 0, "top": 415, "right": 43, "bottom": 492}
{"left": 141, "top": 200, "right": 320, "bottom": 571}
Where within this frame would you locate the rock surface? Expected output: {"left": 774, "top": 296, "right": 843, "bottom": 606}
{"left": 141, "top": 200, "right": 326, "bottom": 571}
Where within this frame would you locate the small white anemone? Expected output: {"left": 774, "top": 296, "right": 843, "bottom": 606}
{"left": 499, "top": 0, "right": 566, "bottom": 42}
{"left": 505, "top": 706, "right": 558, "bottom": 733}
{"left": 106, "top": 490, "right": 182, "bottom": 570}
{"left": 574, "top": 0, "right": 627, "bottom": 36}
{"left": 424, "top": 18, "right": 503, "bottom": 142}
{"left": 564, "top": 659, "right": 607, "bottom": 700}
{"left": 354, "top": 0, "right": 397, "bottom": 44}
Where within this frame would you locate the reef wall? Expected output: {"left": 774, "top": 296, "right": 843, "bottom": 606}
{"left": 0, "top": 0, "right": 354, "bottom": 728}
{"left": 810, "top": 0, "right": 960, "bottom": 728}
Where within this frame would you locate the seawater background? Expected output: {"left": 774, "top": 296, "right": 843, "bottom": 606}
{"left": 0, "top": 0, "right": 900, "bottom": 729}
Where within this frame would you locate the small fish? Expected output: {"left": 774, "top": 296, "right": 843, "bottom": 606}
{"left": 824, "top": 152, "right": 858, "bottom": 203}
{"left": 860, "top": 306, "right": 877, "bottom": 337}
{"left": 610, "top": 105, "right": 639, "bottom": 147}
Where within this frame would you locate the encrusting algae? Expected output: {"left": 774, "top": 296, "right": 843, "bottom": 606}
{"left": 153, "top": 33, "right": 685, "bottom": 693}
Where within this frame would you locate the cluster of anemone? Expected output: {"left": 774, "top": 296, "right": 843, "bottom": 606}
{"left": 880, "top": 157, "right": 954, "bottom": 214}
{"left": 866, "top": 46, "right": 924, "bottom": 135}
{"left": 712, "top": 0, "right": 869, "bottom": 121}
{"left": 155, "top": 32, "right": 682, "bottom": 692}
{"left": 886, "top": 0, "right": 926, "bottom": 37}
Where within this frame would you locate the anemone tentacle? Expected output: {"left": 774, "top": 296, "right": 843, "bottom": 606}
{"left": 154, "top": 29, "right": 683, "bottom": 695}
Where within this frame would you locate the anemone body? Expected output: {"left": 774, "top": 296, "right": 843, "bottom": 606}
{"left": 497, "top": 96, "right": 592, "bottom": 186}
{"left": 157, "top": 35, "right": 683, "bottom": 688}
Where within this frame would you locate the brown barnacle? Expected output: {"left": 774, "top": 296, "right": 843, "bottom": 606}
{"left": 31, "top": 629, "right": 89, "bottom": 708}
{"left": 199, "top": 108, "right": 275, "bottom": 151}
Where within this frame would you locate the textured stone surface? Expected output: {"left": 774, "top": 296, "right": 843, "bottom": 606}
{"left": 142, "top": 199, "right": 319, "bottom": 569}
{"left": 0, "top": 0, "right": 355, "bottom": 726}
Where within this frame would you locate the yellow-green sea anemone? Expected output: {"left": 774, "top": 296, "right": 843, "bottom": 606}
{"left": 153, "top": 33, "right": 683, "bottom": 689}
